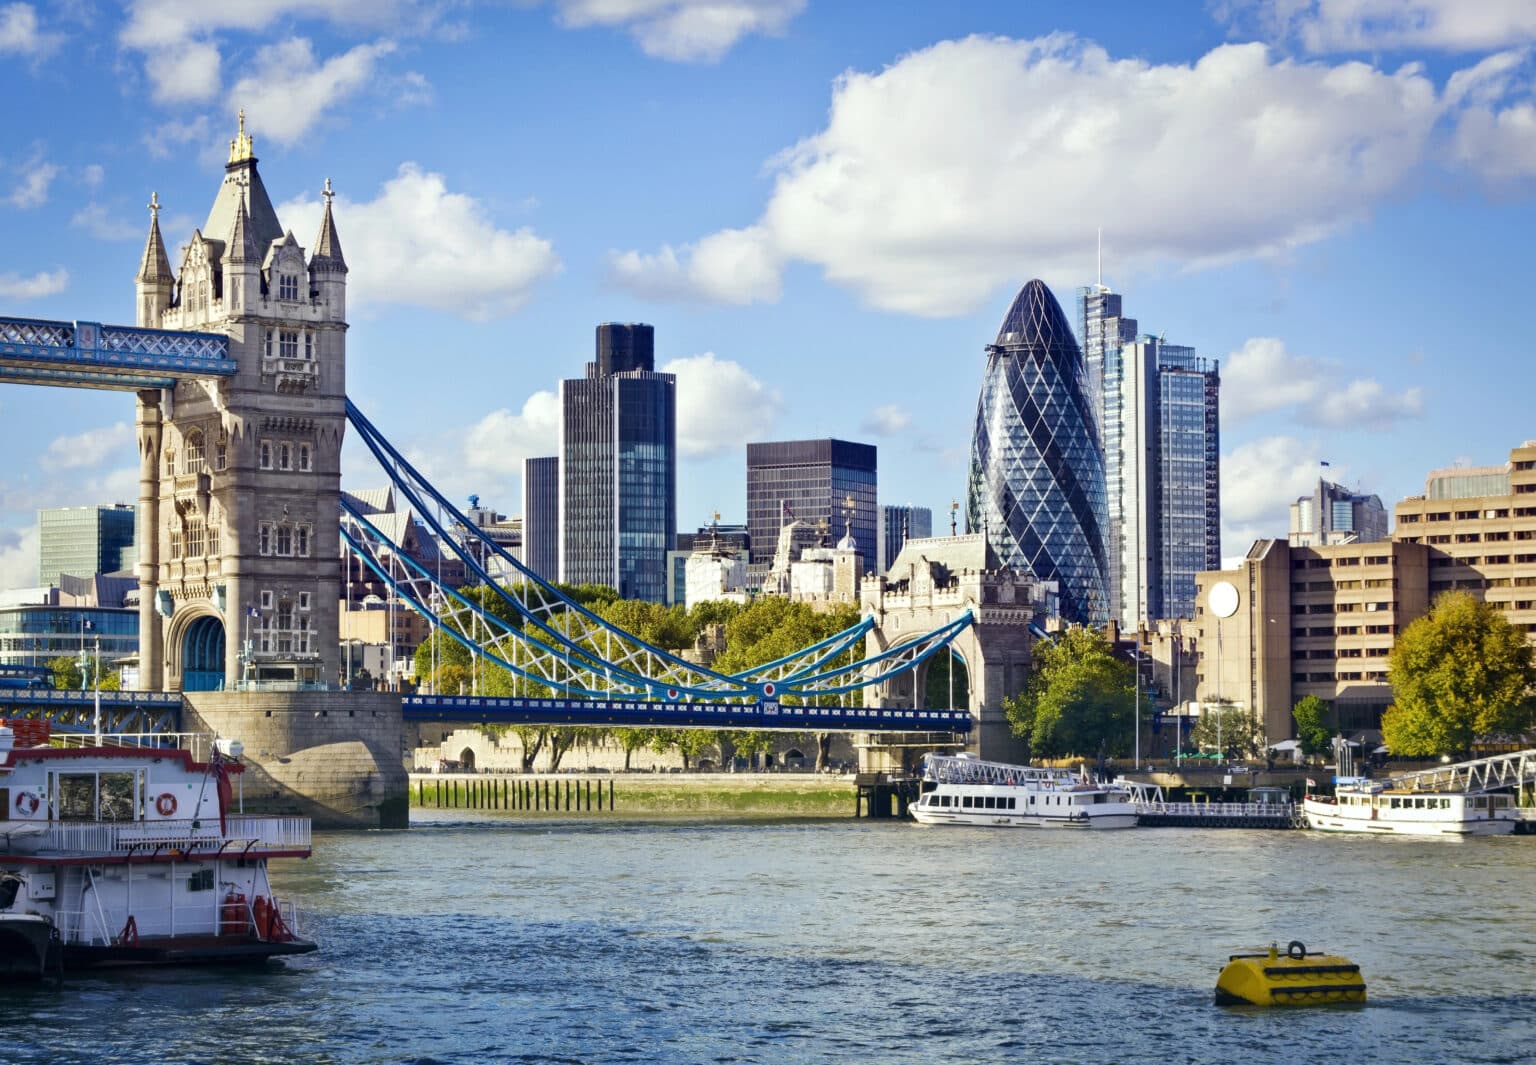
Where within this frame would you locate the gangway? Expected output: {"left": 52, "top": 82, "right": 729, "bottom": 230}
{"left": 1378, "top": 748, "right": 1536, "bottom": 795}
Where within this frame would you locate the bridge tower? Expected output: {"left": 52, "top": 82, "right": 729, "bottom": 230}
{"left": 861, "top": 534, "right": 1040, "bottom": 767}
{"left": 134, "top": 114, "right": 347, "bottom": 692}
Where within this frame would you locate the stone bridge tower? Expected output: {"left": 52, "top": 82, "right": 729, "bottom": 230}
{"left": 861, "top": 534, "right": 1042, "bottom": 768}
{"left": 133, "top": 114, "right": 347, "bottom": 692}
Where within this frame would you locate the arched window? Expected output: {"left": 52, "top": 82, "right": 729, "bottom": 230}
{"left": 259, "top": 441, "right": 272, "bottom": 470}
{"left": 278, "top": 442, "right": 293, "bottom": 471}
{"left": 214, "top": 439, "right": 228, "bottom": 471}
{"left": 184, "top": 430, "right": 205, "bottom": 472}
{"left": 164, "top": 449, "right": 176, "bottom": 476}
{"left": 298, "top": 443, "right": 312, "bottom": 472}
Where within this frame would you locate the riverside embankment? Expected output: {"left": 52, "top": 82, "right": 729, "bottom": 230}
{"left": 409, "top": 771, "right": 859, "bottom": 817}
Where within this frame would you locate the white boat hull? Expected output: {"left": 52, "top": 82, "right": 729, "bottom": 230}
{"left": 911, "top": 807, "right": 1137, "bottom": 829}
{"left": 1302, "top": 798, "right": 1517, "bottom": 837}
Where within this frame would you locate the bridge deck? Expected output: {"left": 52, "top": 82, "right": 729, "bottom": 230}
{"left": 0, "top": 317, "right": 234, "bottom": 390}
{"left": 405, "top": 694, "right": 972, "bottom": 732}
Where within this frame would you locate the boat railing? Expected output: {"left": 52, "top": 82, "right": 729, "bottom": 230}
{"left": 1137, "top": 800, "right": 1296, "bottom": 819}
{"left": 4, "top": 815, "right": 311, "bottom": 857}
{"left": 922, "top": 754, "right": 1078, "bottom": 786}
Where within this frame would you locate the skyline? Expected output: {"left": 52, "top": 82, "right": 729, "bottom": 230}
{"left": 2, "top": 1, "right": 1535, "bottom": 590}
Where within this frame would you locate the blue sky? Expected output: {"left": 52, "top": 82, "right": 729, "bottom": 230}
{"left": 2, "top": 0, "right": 1535, "bottom": 588}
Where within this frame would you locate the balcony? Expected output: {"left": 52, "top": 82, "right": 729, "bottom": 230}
{"left": 2, "top": 815, "right": 312, "bottom": 858}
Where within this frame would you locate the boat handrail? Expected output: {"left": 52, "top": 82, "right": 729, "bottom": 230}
{"left": 1, "top": 815, "right": 311, "bottom": 857}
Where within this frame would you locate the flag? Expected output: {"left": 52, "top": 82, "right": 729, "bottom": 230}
{"left": 782, "top": 501, "right": 794, "bottom": 520}
{"left": 1306, "top": 778, "right": 1317, "bottom": 788}
{"left": 1319, "top": 460, "right": 1330, "bottom": 467}
{"left": 248, "top": 607, "right": 261, "bottom": 617}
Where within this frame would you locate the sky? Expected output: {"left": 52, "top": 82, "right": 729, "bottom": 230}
{"left": 1, "top": 0, "right": 1535, "bottom": 590}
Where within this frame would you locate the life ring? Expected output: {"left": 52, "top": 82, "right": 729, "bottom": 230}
{"left": 13, "top": 791, "right": 40, "bottom": 816}
{"left": 155, "top": 793, "right": 178, "bottom": 817}
{"left": 1287, "top": 940, "right": 1307, "bottom": 960}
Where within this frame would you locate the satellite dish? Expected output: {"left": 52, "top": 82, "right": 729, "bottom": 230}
{"left": 1209, "top": 580, "right": 1239, "bottom": 619}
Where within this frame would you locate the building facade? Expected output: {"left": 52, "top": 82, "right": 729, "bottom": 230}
{"left": 558, "top": 323, "right": 676, "bottom": 602}
{"left": 38, "top": 504, "right": 137, "bottom": 586}
{"left": 133, "top": 116, "right": 347, "bottom": 691}
{"left": 1290, "top": 479, "right": 1389, "bottom": 547}
{"left": 967, "top": 279, "right": 1108, "bottom": 624}
{"left": 877, "top": 504, "right": 933, "bottom": 574}
{"left": 745, "top": 439, "right": 876, "bottom": 591}
{"left": 521, "top": 456, "right": 559, "bottom": 583}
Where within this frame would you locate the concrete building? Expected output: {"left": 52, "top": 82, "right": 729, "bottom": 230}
{"left": 674, "top": 522, "right": 750, "bottom": 608}
{"left": 38, "top": 504, "right": 136, "bottom": 587}
{"left": 969, "top": 280, "right": 1108, "bottom": 624}
{"left": 745, "top": 439, "right": 876, "bottom": 592}
{"left": 132, "top": 115, "right": 347, "bottom": 691}
{"left": 878, "top": 504, "right": 933, "bottom": 574}
{"left": 521, "top": 456, "right": 559, "bottom": 582}
{"left": 1290, "top": 479, "right": 1389, "bottom": 547}
{"left": 559, "top": 323, "right": 676, "bottom": 601}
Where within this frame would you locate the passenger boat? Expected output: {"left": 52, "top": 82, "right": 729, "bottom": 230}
{"left": 0, "top": 722, "right": 316, "bottom": 979}
{"left": 910, "top": 754, "right": 1138, "bottom": 829}
{"left": 1302, "top": 778, "right": 1517, "bottom": 836}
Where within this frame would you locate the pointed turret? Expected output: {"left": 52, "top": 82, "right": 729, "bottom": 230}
{"left": 135, "top": 192, "right": 174, "bottom": 327}
{"left": 222, "top": 196, "right": 262, "bottom": 315}
{"left": 309, "top": 177, "right": 348, "bottom": 322}
{"left": 203, "top": 110, "right": 284, "bottom": 260}
{"left": 227, "top": 196, "right": 258, "bottom": 263}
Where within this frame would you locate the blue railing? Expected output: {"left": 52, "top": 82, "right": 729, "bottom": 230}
{"left": 0, "top": 316, "right": 234, "bottom": 389}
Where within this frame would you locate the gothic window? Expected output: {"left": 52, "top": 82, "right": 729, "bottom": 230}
{"left": 260, "top": 590, "right": 274, "bottom": 610}
{"left": 164, "top": 449, "right": 176, "bottom": 476}
{"left": 298, "top": 592, "right": 311, "bottom": 611}
{"left": 215, "top": 439, "right": 227, "bottom": 471}
{"left": 207, "top": 524, "right": 219, "bottom": 557}
{"left": 276, "top": 601, "right": 294, "bottom": 652}
{"left": 184, "top": 430, "right": 205, "bottom": 471}
{"left": 258, "top": 614, "right": 272, "bottom": 654}
{"left": 258, "top": 522, "right": 272, "bottom": 556}
{"left": 294, "top": 614, "right": 310, "bottom": 654}
{"left": 259, "top": 441, "right": 272, "bottom": 470}
{"left": 186, "top": 520, "right": 205, "bottom": 556}
{"left": 278, "top": 443, "right": 293, "bottom": 471}
{"left": 279, "top": 274, "right": 299, "bottom": 301}
{"left": 296, "top": 524, "right": 311, "bottom": 557}
{"left": 264, "top": 329, "right": 274, "bottom": 358}
{"left": 279, "top": 330, "right": 298, "bottom": 359}
{"left": 168, "top": 526, "right": 182, "bottom": 560}
{"left": 298, "top": 443, "right": 312, "bottom": 472}
{"left": 276, "top": 525, "right": 293, "bottom": 556}
{"left": 304, "top": 332, "right": 314, "bottom": 360}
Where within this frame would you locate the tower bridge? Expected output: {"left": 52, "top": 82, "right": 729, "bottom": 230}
{"left": 0, "top": 117, "right": 1026, "bottom": 825}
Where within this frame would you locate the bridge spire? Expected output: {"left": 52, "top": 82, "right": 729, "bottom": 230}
{"left": 228, "top": 109, "right": 254, "bottom": 165}
{"left": 135, "top": 191, "right": 173, "bottom": 295}
{"left": 310, "top": 177, "right": 346, "bottom": 272}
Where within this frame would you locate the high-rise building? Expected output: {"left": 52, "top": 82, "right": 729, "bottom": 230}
{"left": 558, "top": 324, "right": 676, "bottom": 602}
{"left": 37, "top": 504, "right": 136, "bottom": 586}
{"left": 877, "top": 505, "right": 933, "bottom": 574}
{"left": 522, "top": 457, "right": 559, "bottom": 582}
{"left": 1290, "top": 479, "right": 1388, "bottom": 547}
{"left": 1078, "top": 284, "right": 1138, "bottom": 445}
{"left": 745, "top": 440, "right": 877, "bottom": 591}
{"left": 1106, "top": 336, "right": 1221, "bottom": 627}
{"left": 967, "top": 279, "right": 1108, "bottom": 624}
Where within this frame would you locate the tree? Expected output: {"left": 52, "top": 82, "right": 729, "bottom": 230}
{"left": 613, "top": 728, "right": 654, "bottom": 770}
{"left": 1189, "top": 700, "right": 1264, "bottom": 760}
{"left": 1004, "top": 627, "right": 1133, "bottom": 758}
{"left": 1384, "top": 591, "right": 1536, "bottom": 757}
{"left": 48, "top": 656, "right": 82, "bottom": 691}
{"left": 1291, "top": 696, "right": 1333, "bottom": 758}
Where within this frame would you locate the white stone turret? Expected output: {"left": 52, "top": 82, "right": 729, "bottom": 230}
{"left": 135, "top": 192, "right": 174, "bottom": 327}
{"left": 308, "top": 178, "right": 347, "bottom": 323}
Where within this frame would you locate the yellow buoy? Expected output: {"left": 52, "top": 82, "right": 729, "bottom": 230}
{"left": 1215, "top": 941, "right": 1366, "bottom": 1006}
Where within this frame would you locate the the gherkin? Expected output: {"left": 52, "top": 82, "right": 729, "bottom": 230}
{"left": 966, "top": 279, "right": 1108, "bottom": 624}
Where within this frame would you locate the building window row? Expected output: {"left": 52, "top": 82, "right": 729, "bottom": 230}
{"left": 257, "top": 521, "right": 312, "bottom": 557}
{"left": 258, "top": 439, "right": 314, "bottom": 472}
{"left": 263, "top": 328, "right": 316, "bottom": 360}
{"left": 167, "top": 518, "right": 218, "bottom": 560}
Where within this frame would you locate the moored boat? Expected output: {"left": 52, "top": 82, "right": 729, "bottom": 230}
{"left": 911, "top": 754, "right": 1138, "bottom": 829}
{"left": 0, "top": 722, "right": 316, "bottom": 978}
{"left": 1302, "top": 778, "right": 1517, "bottom": 836}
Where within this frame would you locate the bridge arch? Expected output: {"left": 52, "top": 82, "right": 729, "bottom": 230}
{"left": 174, "top": 611, "right": 226, "bottom": 691}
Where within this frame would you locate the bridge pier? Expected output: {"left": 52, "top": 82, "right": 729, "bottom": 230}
{"left": 182, "top": 690, "right": 408, "bottom": 828}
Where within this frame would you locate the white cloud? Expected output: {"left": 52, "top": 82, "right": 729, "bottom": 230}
{"left": 860, "top": 404, "right": 911, "bottom": 436}
{"left": 70, "top": 203, "right": 142, "bottom": 241}
{"left": 1289, "top": 0, "right": 1536, "bottom": 53}
{"left": 619, "top": 35, "right": 1444, "bottom": 316}
{"left": 658, "top": 352, "right": 782, "bottom": 457}
{"left": 81, "top": 163, "right": 104, "bottom": 188}
{"left": 0, "top": 524, "right": 39, "bottom": 591}
{"left": 0, "top": 268, "right": 66, "bottom": 299}
{"left": 1445, "top": 51, "right": 1536, "bottom": 183}
{"left": 8, "top": 157, "right": 58, "bottom": 208}
{"left": 230, "top": 37, "right": 397, "bottom": 146}
{"left": 0, "top": 2, "right": 61, "bottom": 58}
{"left": 1220, "top": 337, "right": 1422, "bottom": 428}
{"left": 143, "top": 115, "right": 211, "bottom": 160}
{"left": 552, "top": 0, "right": 805, "bottom": 62}
{"left": 278, "top": 164, "right": 561, "bottom": 320}
{"left": 1221, "top": 433, "right": 1326, "bottom": 550}
{"left": 462, "top": 393, "right": 560, "bottom": 477}
{"left": 40, "top": 423, "right": 136, "bottom": 472}
{"left": 142, "top": 37, "right": 221, "bottom": 103}
{"left": 608, "top": 225, "right": 780, "bottom": 305}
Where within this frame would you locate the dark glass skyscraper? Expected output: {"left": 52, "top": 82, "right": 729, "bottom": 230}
{"left": 38, "top": 504, "right": 137, "bottom": 586}
{"left": 559, "top": 324, "right": 676, "bottom": 602}
{"left": 521, "top": 456, "right": 559, "bottom": 582}
{"left": 967, "top": 280, "right": 1108, "bottom": 624}
{"left": 745, "top": 439, "right": 876, "bottom": 590}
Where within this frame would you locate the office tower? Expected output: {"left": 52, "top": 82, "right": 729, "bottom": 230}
{"left": 522, "top": 457, "right": 559, "bottom": 582}
{"left": 878, "top": 504, "right": 933, "bottom": 574}
{"left": 966, "top": 279, "right": 1108, "bottom": 624}
{"left": 745, "top": 440, "right": 877, "bottom": 591}
{"left": 559, "top": 324, "right": 676, "bottom": 601}
{"left": 1108, "top": 337, "right": 1221, "bottom": 627}
{"left": 37, "top": 504, "right": 137, "bottom": 587}
{"left": 1290, "top": 479, "right": 1388, "bottom": 546}
{"left": 1078, "top": 284, "right": 1138, "bottom": 444}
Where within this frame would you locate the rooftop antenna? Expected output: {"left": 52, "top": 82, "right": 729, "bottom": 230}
{"left": 1097, "top": 226, "right": 1102, "bottom": 289}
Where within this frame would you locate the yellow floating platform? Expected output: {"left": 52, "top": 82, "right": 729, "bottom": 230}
{"left": 1215, "top": 941, "right": 1366, "bottom": 1006}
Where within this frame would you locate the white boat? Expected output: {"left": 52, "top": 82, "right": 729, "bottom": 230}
{"left": 1302, "top": 778, "right": 1517, "bottom": 837}
{"left": 910, "top": 754, "right": 1138, "bottom": 829}
{"left": 0, "top": 722, "right": 316, "bottom": 979}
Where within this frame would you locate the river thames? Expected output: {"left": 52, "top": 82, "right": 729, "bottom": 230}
{"left": 4, "top": 812, "right": 1534, "bottom": 1063}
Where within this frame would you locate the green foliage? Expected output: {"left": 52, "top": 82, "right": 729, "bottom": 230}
{"left": 1004, "top": 627, "right": 1133, "bottom": 758}
{"left": 924, "top": 649, "right": 969, "bottom": 709}
{"left": 1384, "top": 591, "right": 1536, "bottom": 757}
{"left": 1189, "top": 701, "right": 1264, "bottom": 759}
{"left": 1291, "top": 695, "right": 1333, "bottom": 757}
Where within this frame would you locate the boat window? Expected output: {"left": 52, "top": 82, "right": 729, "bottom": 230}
{"left": 0, "top": 787, "right": 7, "bottom": 821}
{"left": 961, "top": 796, "right": 972, "bottom": 808}
{"left": 1007, "top": 797, "right": 1016, "bottom": 809}
{"left": 54, "top": 771, "right": 140, "bottom": 821}
{"left": 189, "top": 868, "right": 214, "bottom": 892}
{"left": 984, "top": 797, "right": 995, "bottom": 809}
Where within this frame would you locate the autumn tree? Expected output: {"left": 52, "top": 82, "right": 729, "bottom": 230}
{"left": 1383, "top": 591, "right": 1536, "bottom": 757}
{"left": 1004, "top": 627, "right": 1133, "bottom": 758}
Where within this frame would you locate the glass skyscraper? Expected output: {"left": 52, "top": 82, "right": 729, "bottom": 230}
{"left": 521, "top": 456, "right": 559, "bottom": 582}
{"left": 878, "top": 504, "right": 933, "bottom": 573}
{"left": 38, "top": 504, "right": 136, "bottom": 587}
{"left": 967, "top": 279, "right": 1108, "bottom": 624}
{"left": 745, "top": 439, "right": 877, "bottom": 590}
{"left": 558, "top": 324, "right": 676, "bottom": 602}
